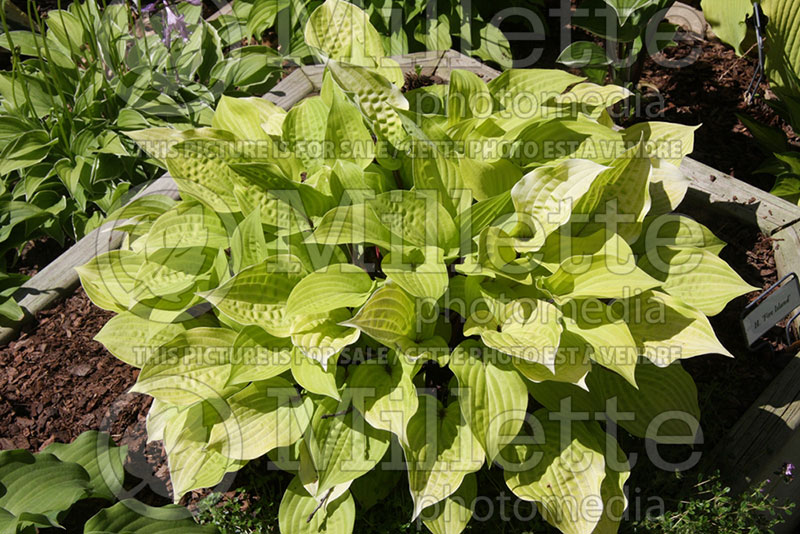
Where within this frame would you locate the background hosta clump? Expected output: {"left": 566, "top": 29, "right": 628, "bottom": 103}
{"left": 79, "top": 1, "right": 756, "bottom": 533}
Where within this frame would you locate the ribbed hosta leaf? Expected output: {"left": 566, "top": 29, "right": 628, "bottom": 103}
{"left": 421, "top": 473, "right": 477, "bottom": 534}
{"left": 450, "top": 340, "right": 528, "bottom": 462}
{"left": 228, "top": 326, "right": 292, "bottom": 385}
{"left": 84, "top": 500, "right": 219, "bottom": 534}
{"left": 286, "top": 263, "right": 375, "bottom": 318}
{"left": 291, "top": 309, "right": 361, "bottom": 369}
{"left": 637, "top": 246, "right": 757, "bottom": 316}
{"left": 403, "top": 396, "right": 484, "bottom": 520}
{"left": 349, "top": 352, "right": 419, "bottom": 445}
{"left": 208, "top": 378, "right": 312, "bottom": 460}
{"left": 278, "top": 476, "right": 356, "bottom": 534}
{"left": 76, "top": 250, "right": 143, "bottom": 313}
{"left": 343, "top": 283, "right": 418, "bottom": 346}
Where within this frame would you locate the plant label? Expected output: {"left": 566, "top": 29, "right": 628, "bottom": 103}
{"left": 741, "top": 273, "right": 800, "bottom": 347}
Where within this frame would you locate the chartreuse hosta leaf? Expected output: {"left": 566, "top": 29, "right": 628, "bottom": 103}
{"left": 349, "top": 351, "right": 419, "bottom": 445}
{"left": 637, "top": 246, "right": 758, "bottom": 316}
{"left": 279, "top": 476, "right": 356, "bottom": 534}
{"left": 500, "top": 409, "right": 629, "bottom": 534}
{"left": 404, "top": 396, "right": 484, "bottom": 520}
{"left": 79, "top": 9, "right": 751, "bottom": 531}
{"left": 208, "top": 378, "right": 312, "bottom": 460}
{"left": 450, "top": 340, "right": 528, "bottom": 463}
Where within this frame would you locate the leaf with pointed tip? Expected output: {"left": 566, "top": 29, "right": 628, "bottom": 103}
{"left": 231, "top": 209, "right": 268, "bottom": 273}
{"left": 208, "top": 378, "right": 312, "bottom": 460}
{"left": 213, "top": 95, "right": 285, "bottom": 140}
{"left": 382, "top": 249, "right": 448, "bottom": 301}
{"left": 544, "top": 254, "right": 660, "bottom": 302}
{"left": 634, "top": 214, "right": 726, "bottom": 256}
{"left": 77, "top": 250, "right": 144, "bottom": 313}
{"left": 278, "top": 476, "right": 355, "bottom": 534}
{"left": 421, "top": 472, "right": 477, "bottom": 534}
{"left": 344, "top": 283, "right": 418, "bottom": 346}
{"left": 84, "top": 499, "right": 219, "bottom": 534}
{"left": 228, "top": 326, "right": 292, "bottom": 385}
{"left": 488, "top": 69, "right": 585, "bottom": 112}
{"left": 291, "top": 309, "right": 361, "bottom": 369}
{"left": 447, "top": 70, "right": 493, "bottom": 126}
{"left": 403, "top": 396, "right": 484, "bottom": 520}
{"left": 450, "top": 340, "right": 528, "bottom": 462}
{"left": 612, "top": 290, "right": 733, "bottom": 365}
{"left": 637, "top": 246, "right": 757, "bottom": 316}
{"left": 349, "top": 352, "right": 418, "bottom": 445}
{"left": 292, "top": 348, "right": 341, "bottom": 400}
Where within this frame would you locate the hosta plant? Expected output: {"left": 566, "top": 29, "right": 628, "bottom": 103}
{"left": 78, "top": 2, "right": 756, "bottom": 533}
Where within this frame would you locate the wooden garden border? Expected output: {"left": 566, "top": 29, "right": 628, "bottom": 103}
{"left": 3, "top": 48, "right": 800, "bottom": 529}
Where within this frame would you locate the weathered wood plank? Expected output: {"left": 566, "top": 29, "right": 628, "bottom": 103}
{"left": 0, "top": 175, "right": 180, "bottom": 346}
{"left": 680, "top": 157, "right": 800, "bottom": 234}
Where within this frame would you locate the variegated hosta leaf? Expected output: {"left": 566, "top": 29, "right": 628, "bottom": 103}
{"left": 348, "top": 351, "right": 419, "bottom": 445}
{"left": 500, "top": 410, "right": 628, "bottom": 534}
{"left": 637, "top": 246, "right": 758, "bottom": 316}
{"left": 612, "top": 290, "right": 733, "bottom": 366}
{"left": 278, "top": 476, "right": 356, "bottom": 534}
{"left": 303, "top": 394, "right": 391, "bottom": 496}
{"left": 421, "top": 473, "right": 477, "bottom": 534}
{"left": 403, "top": 396, "right": 484, "bottom": 520}
{"left": 208, "top": 377, "right": 313, "bottom": 460}
{"left": 201, "top": 260, "right": 305, "bottom": 337}
{"left": 449, "top": 339, "right": 528, "bottom": 463}
{"left": 286, "top": 263, "right": 375, "bottom": 318}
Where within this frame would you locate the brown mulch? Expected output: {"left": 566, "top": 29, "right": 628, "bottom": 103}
{"left": 0, "top": 288, "right": 149, "bottom": 452}
{"left": 633, "top": 32, "right": 799, "bottom": 191}
{"left": 402, "top": 71, "right": 445, "bottom": 92}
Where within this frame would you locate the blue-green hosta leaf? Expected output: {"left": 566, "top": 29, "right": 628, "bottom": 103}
{"left": 328, "top": 60, "right": 409, "bottom": 148}
{"left": 304, "top": 394, "right": 391, "bottom": 496}
{"left": 510, "top": 159, "right": 608, "bottom": 246}
{"left": 162, "top": 402, "right": 244, "bottom": 501}
{"left": 0, "top": 450, "right": 90, "bottom": 532}
{"left": 557, "top": 42, "right": 612, "bottom": 69}
{"left": 43, "top": 431, "right": 127, "bottom": 502}
{"left": 208, "top": 378, "right": 313, "bottom": 460}
{"left": 278, "top": 476, "right": 356, "bottom": 534}
{"left": 500, "top": 411, "right": 619, "bottom": 534}
{"left": 637, "top": 246, "right": 758, "bottom": 315}
{"left": 212, "top": 95, "right": 286, "bottom": 140}
{"left": 131, "top": 327, "right": 238, "bottom": 406}
{"left": 290, "top": 309, "right": 361, "bottom": 369}
{"left": 343, "top": 283, "right": 418, "bottom": 347}
{"left": 602, "top": 0, "right": 658, "bottom": 25}
{"left": 381, "top": 249, "right": 449, "bottom": 301}
{"left": 488, "top": 69, "right": 584, "bottom": 112}
{"left": 292, "top": 348, "right": 342, "bottom": 400}
{"left": 561, "top": 300, "right": 638, "bottom": 386}
{"left": 421, "top": 472, "right": 477, "bottom": 534}
{"left": 349, "top": 352, "right": 419, "bottom": 445}
{"left": 403, "top": 396, "right": 484, "bottom": 520}
{"left": 612, "top": 290, "right": 733, "bottom": 365}
{"left": 471, "top": 299, "right": 564, "bottom": 370}
{"left": 77, "top": 250, "right": 144, "bottom": 313}
{"left": 286, "top": 263, "right": 375, "bottom": 318}
{"left": 84, "top": 499, "right": 218, "bottom": 534}
{"left": 450, "top": 340, "right": 528, "bottom": 463}
{"left": 447, "top": 70, "right": 493, "bottom": 126}
{"left": 201, "top": 260, "right": 304, "bottom": 337}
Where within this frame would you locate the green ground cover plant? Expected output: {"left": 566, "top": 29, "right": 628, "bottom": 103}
{"left": 78, "top": 1, "right": 756, "bottom": 533}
